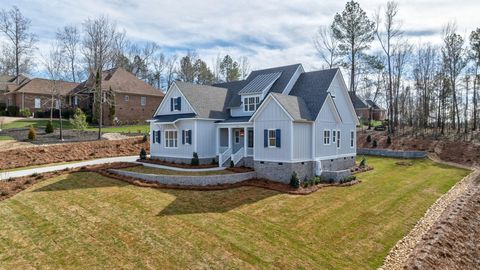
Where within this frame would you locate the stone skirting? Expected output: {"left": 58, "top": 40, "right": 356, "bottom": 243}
{"left": 150, "top": 155, "right": 218, "bottom": 165}
{"left": 108, "top": 169, "right": 256, "bottom": 186}
{"left": 318, "top": 156, "right": 356, "bottom": 171}
{"left": 254, "top": 161, "right": 314, "bottom": 183}
{"left": 357, "top": 148, "right": 427, "bottom": 158}
{"left": 321, "top": 169, "right": 352, "bottom": 182}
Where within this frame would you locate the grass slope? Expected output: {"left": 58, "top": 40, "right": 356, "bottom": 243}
{"left": 0, "top": 157, "right": 469, "bottom": 269}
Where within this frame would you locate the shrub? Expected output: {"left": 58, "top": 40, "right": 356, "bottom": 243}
{"left": 289, "top": 172, "right": 300, "bottom": 189}
{"left": 340, "top": 175, "right": 357, "bottom": 184}
{"left": 70, "top": 108, "right": 88, "bottom": 131}
{"left": 6, "top": 105, "right": 19, "bottom": 116}
{"left": 372, "top": 140, "right": 378, "bottom": 148}
{"left": 230, "top": 160, "right": 234, "bottom": 168}
{"left": 359, "top": 156, "right": 367, "bottom": 167}
{"left": 387, "top": 136, "right": 392, "bottom": 145}
{"left": 0, "top": 190, "right": 9, "bottom": 196}
{"left": 142, "top": 134, "right": 148, "bottom": 142}
{"left": 139, "top": 148, "right": 147, "bottom": 160}
{"left": 28, "top": 125, "right": 36, "bottom": 140}
{"left": 366, "top": 135, "right": 372, "bottom": 143}
{"left": 45, "top": 121, "right": 54, "bottom": 134}
{"left": 19, "top": 108, "right": 31, "bottom": 117}
{"left": 211, "top": 159, "right": 217, "bottom": 165}
{"left": 191, "top": 152, "right": 200, "bottom": 166}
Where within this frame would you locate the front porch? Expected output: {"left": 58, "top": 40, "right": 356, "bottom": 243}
{"left": 216, "top": 125, "right": 254, "bottom": 167}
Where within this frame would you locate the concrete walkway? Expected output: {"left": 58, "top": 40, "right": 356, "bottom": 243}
{"left": 0, "top": 156, "right": 139, "bottom": 181}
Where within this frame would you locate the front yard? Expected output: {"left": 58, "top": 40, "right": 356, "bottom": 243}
{"left": 0, "top": 157, "right": 470, "bottom": 269}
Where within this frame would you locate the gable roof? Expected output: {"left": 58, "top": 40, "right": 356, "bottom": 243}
{"left": 365, "top": 99, "right": 384, "bottom": 110}
{"left": 73, "top": 67, "right": 164, "bottom": 97}
{"left": 349, "top": 91, "right": 368, "bottom": 109}
{"left": 174, "top": 81, "right": 229, "bottom": 119}
{"left": 270, "top": 92, "right": 312, "bottom": 121}
{"left": 237, "top": 72, "right": 281, "bottom": 95}
{"left": 12, "top": 78, "right": 78, "bottom": 96}
{"left": 289, "top": 68, "right": 338, "bottom": 119}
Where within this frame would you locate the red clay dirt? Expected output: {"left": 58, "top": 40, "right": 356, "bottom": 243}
{"left": 0, "top": 137, "right": 148, "bottom": 171}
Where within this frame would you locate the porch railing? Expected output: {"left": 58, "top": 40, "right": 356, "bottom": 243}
{"left": 219, "top": 147, "right": 232, "bottom": 167}
{"left": 232, "top": 147, "right": 244, "bottom": 166}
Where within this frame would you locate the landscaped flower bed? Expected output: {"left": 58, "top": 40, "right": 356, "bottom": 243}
{"left": 139, "top": 158, "right": 219, "bottom": 169}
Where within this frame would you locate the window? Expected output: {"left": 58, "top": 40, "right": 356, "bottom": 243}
{"left": 323, "top": 130, "right": 330, "bottom": 145}
{"left": 171, "top": 97, "right": 181, "bottom": 111}
{"left": 332, "top": 130, "right": 337, "bottom": 143}
{"left": 248, "top": 129, "right": 254, "bottom": 148}
{"left": 337, "top": 130, "right": 341, "bottom": 148}
{"left": 350, "top": 131, "right": 355, "bottom": 148}
{"left": 55, "top": 99, "right": 60, "bottom": 109}
{"left": 234, "top": 130, "right": 240, "bottom": 144}
{"left": 182, "top": 130, "right": 191, "bottom": 145}
{"left": 34, "top": 98, "right": 41, "bottom": 109}
{"left": 243, "top": 96, "right": 260, "bottom": 112}
{"left": 165, "top": 130, "right": 178, "bottom": 148}
{"left": 73, "top": 96, "right": 78, "bottom": 106}
{"left": 141, "top": 96, "right": 146, "bottom": 106}
{"left": 124, "top": 95, "right": 129, "bottom": 102}
{"left": 268, "top": 129, "right": 276, "bottom": 147}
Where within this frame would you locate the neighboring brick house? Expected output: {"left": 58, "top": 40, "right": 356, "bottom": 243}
{"left": 71, "top": 67, "right": 164, "bottom": 125}
{"left": 6, "top": 78, "right": 78, "bottom": 115}
{"left": 0, "top": 74, "right": 31, "bottom": 106}
{"left": 348, "top": 91, "right": 386, "bottom": 123}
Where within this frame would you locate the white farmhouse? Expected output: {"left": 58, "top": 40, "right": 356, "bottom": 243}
{"left": 149, "top": 64, "right": 359, "bottom": 182}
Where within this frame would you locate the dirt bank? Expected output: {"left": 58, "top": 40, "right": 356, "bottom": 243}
{"left": 0, "top": 137, "right": 148, "bottom": 171}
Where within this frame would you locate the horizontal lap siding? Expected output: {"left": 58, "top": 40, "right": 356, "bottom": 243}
{"left": 254, "top": 100, "right": 291, "bottom": 162}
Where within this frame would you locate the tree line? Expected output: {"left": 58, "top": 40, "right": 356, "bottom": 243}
{"left": 0, "top": 6, "right": 250, "bottom": 91}
{"left": 314, "top": 0, "right": 479, "bottom": 138}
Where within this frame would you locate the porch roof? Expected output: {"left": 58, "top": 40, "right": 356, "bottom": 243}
{"left": 152, "top": 113, "right": 196, "bottom": 123}
{"left": 216, "top": 116, "right": 251, "bottom": 124}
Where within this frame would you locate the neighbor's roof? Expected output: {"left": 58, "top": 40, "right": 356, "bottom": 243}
{"left": 289, "top": 68, "right": 338, "bottom": 119}
{"left": 12, "top": 78, "right": 78, "bottom": 96}
{"left": 73, "top": 67, "right": 164, "bottom": 97}
{"left": 237, "top": 72, "right": 282, "bottom": 95}
{"left": 270, "top": 93, "right": 312, "bottom": 121}
{"left": 365, "top": 99, "right": 384, "bottom": 110}
{"left": 174, "top": 81, "right": 229, "bottom": 119}
{"left": 0, "top": 75, "right": 13, "bottom": 82}
{"left": 348, "top": 91, "right": 368, "bottom": 109}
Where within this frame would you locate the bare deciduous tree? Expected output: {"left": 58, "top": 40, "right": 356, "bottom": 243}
{"left": 56, "top": 25, "right": 81, "bottom": 82}
{"left": 313, "top": 25, "right": 341, "bottom": 68}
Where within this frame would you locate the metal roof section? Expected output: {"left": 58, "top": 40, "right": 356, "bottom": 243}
{"left": 152, "top": 113, "right": 196, "bottom": 123}
{"left": 237, "top": 72, "right": 282, "bottom": 95}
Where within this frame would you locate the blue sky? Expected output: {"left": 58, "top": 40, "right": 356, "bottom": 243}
{"left": 1, "top": 0, "right": 479, "bottom": 73}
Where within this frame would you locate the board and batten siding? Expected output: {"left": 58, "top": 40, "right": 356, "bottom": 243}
{"left": 155, "top": 84, "right": 195, "bottom": 115}
{"left": 292, "top": 122, "right": 312, "bottom": 160}
{"left": 253, "top": 99, "right": 292, "bottom": 162}
{"left": 150, "top": 120, "right": 194, "bottom": 158}
{"left": 328, "top": 73, "right": 357, "bottom": 124}
{"left": 195, "top": 120, "right": 217, "bottom": 158}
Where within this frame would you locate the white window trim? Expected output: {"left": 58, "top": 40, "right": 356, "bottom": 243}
{"left": 173, "top": 97, "right": 180, "bottom": 111}
{"left": 337, "top": 130, "right": 341, "bottom": 148}
{"left": 350, "top": 130, "right": 355, "bottom": 148}
{"left": 164, "top": 130, "right": 178, "bottom": 148}
{"left": 323, "top": 129, "right": 331, "bottom": 145}
{"left": 243, "top": 95, "right": 260, "bottom": 112}
{"left": 268, "top": 129, "right": 277, "bottom": 148}
{"left": 183, "top": 129, "right": 191, "bottom": 145}
{"left": 124, "top": 95, "right": 129, "bottom": 102}
{"left": 141, "top": 96, "right": 146, "bottom": 106}
{"left": 34, "top": 98, "right": 41, "bottom": 109}
{"left": 332, "top": 129, "right": 337, "bottom": 143}
{"left": 74, "top": 96, "right": 78, "bottom": 106}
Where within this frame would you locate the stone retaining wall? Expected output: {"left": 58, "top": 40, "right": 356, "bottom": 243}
{"left": 108, "top": 169, "right": 256, "bottom": 186}
{"left": 357, "top": 148, "right": 427, "bottom": 158}
{"left": 151, "top": 156, "right": 218, "bottom": 165}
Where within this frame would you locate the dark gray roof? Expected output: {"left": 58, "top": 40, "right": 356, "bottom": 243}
{"left": 349, "top": 92, "right": 368, "bottom": 109}
{"left": 289, "top": 68, "right": 338, "bottom": 119}
{"left": 153, "top": 113, "right": 196, "bottom": 122}
{"left": 365, "top": 99, "right": 383, "bottom": 110}
{"left": 174, "top": 81, "right": 229, "bottom": 119}
{"left": 237, "top": 72, "right": 281, "bottom": 95}
{"left": 271, "top": 93, "right": 312, "bottom": 121}
{"left": 217, "top": 63, "right": 302, "bottom": 108}
{"left": 216, "top": 116, "right": 251, "bottom": 123}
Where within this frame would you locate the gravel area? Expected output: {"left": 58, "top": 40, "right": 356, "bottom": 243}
{"left": 380, "top": 156, "right": 479, "bottom": 270}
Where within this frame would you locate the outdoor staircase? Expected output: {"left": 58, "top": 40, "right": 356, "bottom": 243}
{"left": 219, "top": 147, "right": 244, "bottom": 167}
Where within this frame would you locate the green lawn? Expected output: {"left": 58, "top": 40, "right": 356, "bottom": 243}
{"left": 0, "top": 157, "right": 470, "bottom": 269}
{"left": 0, "top": 135, "right": 13, "bottom": 140}
{"left": 122, "top": 165, "right": 233, "bottom": 175}
{"left": 1, "top": 118, "right": 149, "bottom": 134}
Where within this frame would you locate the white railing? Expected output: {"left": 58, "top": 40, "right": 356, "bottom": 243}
{"left": 232, "top": 147, "right": 244, "bottom": 166}
{"left": 247, "top": 147, "right": 254, "bottom": 156}
{"left": 218, "top": 147, "right": 232, "bottom": 167}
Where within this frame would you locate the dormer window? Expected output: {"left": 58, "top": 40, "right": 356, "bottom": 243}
{"left": 244, "top": 96, "right": 260, "bottom": 112}
{"left": 170, "top": 97, "right": 181, "bottom": 111}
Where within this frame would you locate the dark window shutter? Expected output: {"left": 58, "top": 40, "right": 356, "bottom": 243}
{"left": 170, "top": 98, "right": 174, "bottom": 111}
{"left": 182, "top": 130, "right": 185, "bottom": 144}
{"left": 264, "top": 129, "right": 268, "bottom": 147}
{"left": 188, "top": 130, "right": 192, "bottom": 144}
{"left": 276, "top": 129, "right": 281, "bottom": 148}
{"left": 177, "top": 97, "right": 182, "bottom": 110}
{"left": 159, "top": 131, "right": 161, "bottom": 144}
{"left": 152, "top": 131, "right": 156, "bottom": 143}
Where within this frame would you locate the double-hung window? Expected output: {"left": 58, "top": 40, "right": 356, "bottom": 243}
{"left": 336, "top": 130, "right": 341, "bottom": 148}
{"left": 141, "top": 96, "right": 146, "bottom": 106}
{"left": 268, "top": 129, "right": 276, "bottom": 147}
{"left": 350, "top": 131, "right": 355, "bottom": 148}
{"left": 332, "top": 130, "right": 337, "bottom": 143}
{"left": 165, "top": 130, "right": 178, "bottom": 148}
{"left": 244, "top": 96, "right": 260, "bottom": 112}
{"left": 124, "top": 95, "right": 129, "bottom": 102}
{"left": 323, "top": 130, "right": 330, "bottom": 145}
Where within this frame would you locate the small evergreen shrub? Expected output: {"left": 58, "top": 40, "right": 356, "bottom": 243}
{"left": 366, "top": 135, "right": 372, "bottom": 143}
{"left": 289, "top": 172, "right": 300, "bottom": 189}
{"left": 387, "top": 136, "right": 392, "bottom": 145}
{"left": 70, "top": 108, "right": 88, "bottom": 131}
{"left": 211, "top": 159, "right": 217, "bottom": 165}
{"left": 230, "top": 160, "right": 234, "bottom": 168}
{"left": 19, "top": 108, "right": 31, "bottom": 117}
{"left": 45, "top": 121, "right": 54, "bottom": 134}
{"left": 359, "top": 156, "right": 367, "bottom": 167}
{"left": 28, "top": 125, "right": 36, "bottom": 140}
{"left": 372, "top": 140, "right": 378, "bottom": 148}
{"left": 139, "top": 148, "right": 147, "bottom": 160}
{"left": 191, "top": 152, "right": 200, "bottom": 166}
{"left": 142, "top": 134, "right": 148, "bottom": 142}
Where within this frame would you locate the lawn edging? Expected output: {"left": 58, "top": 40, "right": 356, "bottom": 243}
{"left": 108, "top": 168, "right": 256, "bottom": 186}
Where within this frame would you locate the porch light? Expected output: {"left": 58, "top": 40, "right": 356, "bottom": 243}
{"left": 240, "top": 130, "right": 245, "bottom": 136}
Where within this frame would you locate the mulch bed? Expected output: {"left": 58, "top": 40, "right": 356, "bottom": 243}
{"left": 139, "top": 158, "right": 219, "bottom": 169}
{"left": 97, "top": 168, "right": 360, "bottom": 195}
{"left": 351, "top": 165, "right": 374, "bottom": 175}
{"left": 0, "top": 162, "right": 139, "bottom": 202}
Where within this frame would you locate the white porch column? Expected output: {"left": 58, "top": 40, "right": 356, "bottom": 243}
{"left": 216, "top": 126, "right": 220, "bottom": 155}
{"left": 228, "top": 127, "right": 232, "bottom": 149}
{"left": 243, "top": 127, "right": 247, "bottom": 156}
